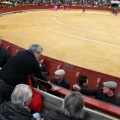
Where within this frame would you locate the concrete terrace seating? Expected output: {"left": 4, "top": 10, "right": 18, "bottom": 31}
{"left": 39, "top": 89, "right": 119, "bottom": 120}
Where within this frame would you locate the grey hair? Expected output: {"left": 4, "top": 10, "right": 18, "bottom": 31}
{"left": 61, "top": 92, "right": 84, "bottom": 119}
{"left": 11, "top": 84, "right": 33, "bottom": 108}
{"left": 28, "top": 44, "right": 43, "bottom": 53}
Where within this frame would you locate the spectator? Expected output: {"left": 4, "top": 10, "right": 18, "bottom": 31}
{"left": 0, "top": 44, "right": 52, "bottom": 102}
{"left": 51, "top": 69, "right": 70, "bottom": 89}
{"left": 0, "top": 84, "right": 43, "bottom": 120}
{"left": 73, "top": 76, "right": 89, "bottom": 95}
{"left": 0, "top": 45, "right": 11, "bottom": 68}
{"left": 73, "top": 81, "right": 120, "bottom": 106}
{"left": 77, "top": 76, "right": 88, "bottom": 88}
{"left": 44, "top": 92, "right": 85, "bottom": 120}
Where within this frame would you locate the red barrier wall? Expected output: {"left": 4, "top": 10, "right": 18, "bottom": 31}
{"left": 0, "top": 5, "right": 53, "bottom": 14}
{"left": 0, "top": 5, "right": 120, "bottom": 14}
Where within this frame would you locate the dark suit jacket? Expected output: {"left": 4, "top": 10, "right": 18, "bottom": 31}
{"left": 51, "top": 77, "right": 70, "bottom": 89}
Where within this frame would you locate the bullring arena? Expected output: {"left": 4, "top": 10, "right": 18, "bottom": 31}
{"left": 0, "top": 6, "right": 120, "bottom": 77}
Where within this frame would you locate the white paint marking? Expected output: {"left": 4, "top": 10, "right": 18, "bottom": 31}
{"left": 45, "top": 27, "right": 120, "bottom": 48}
{"left": 35, "top": 14, "right": 120, "bottom": 48}
{"left": 53, "top": 16, "right": 120, "bottom": 38}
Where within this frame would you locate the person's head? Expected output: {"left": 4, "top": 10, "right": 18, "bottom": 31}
{"left": 28, "top": 44, "right": 43, "bottom": 60}
{"left": 54, "top": 69, "right": 65, "bottom": 81}
{"left": 78, "top": 76, "right": 88, "bottom": 86}
{"left": 11, "top": 84, "right": 33, "bottom": 108}
{"left": 103, "top": 81, "right": 117, "bottom": 96}
{"left": 61, "top": 92, "right": 84, "bottom": 119}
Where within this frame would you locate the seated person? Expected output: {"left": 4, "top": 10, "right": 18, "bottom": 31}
{"left": 44, "top": 92, "right": 85, "bottom": 120}
{"left": 0, "top": 84, "right": 42, "bottom": 120}
{"left": 78, "top": 76, "right": 88, "bottom": 87}
{"left": 51, "top": 69, "right": 70, "bottom": 89}
{"left": 73, "top": 81, "right": 120, "bottom": 106}
{"left": 0, "top": 45, "right": 11, "bottom": 68}
{"left": 73, "top": 76, "right": 88, "bottom": 89}
{"left": 73, "top": 76, "right": 89, "bottom": 96}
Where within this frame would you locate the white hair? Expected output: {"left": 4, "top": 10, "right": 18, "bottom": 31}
{"left": 61, "top": 92, "right": 84, "bottom": 119}
{"left": 11, "top": 84, "right": 33, "bottom": 108}
{"left": 28, "top": 44, "right": 43, "bottom": 53}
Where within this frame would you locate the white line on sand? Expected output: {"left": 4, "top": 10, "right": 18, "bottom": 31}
{"left": 35, "top": 14, "right": 120, "bottom": 48}
{"left": 53, "top": 15, "right": 120, "bottom": 38}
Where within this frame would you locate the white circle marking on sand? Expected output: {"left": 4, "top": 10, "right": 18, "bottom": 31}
{"left": 34, "top": 12, "right": 120, "bottom": 48}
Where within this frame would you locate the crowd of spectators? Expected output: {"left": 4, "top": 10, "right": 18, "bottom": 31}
{"left": 0, "top": 42, "right": 120, "bottom": 107}
{"left": 73, "top": 80, "right": 120, "bottom": 106}
{"left": 0, "top": 0, "right": 112, "bottom": 7}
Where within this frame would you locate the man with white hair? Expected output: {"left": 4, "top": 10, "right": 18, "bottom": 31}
{"left": 73, "top": 81, "right": 120, "bottom": 106}
{"left": 51, "top": 69, "right": 70, "bottom": 89}
{"left": 45, "top": 92, "right": 85, "bottom": 120}
{"left": 0, "top": 84, "right": 42, "bottom": 120}
{"left": 0, "top": 44, "right": 52, "bottom": 102}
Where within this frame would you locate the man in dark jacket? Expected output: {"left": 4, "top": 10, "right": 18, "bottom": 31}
{"left": 0, "top": 84, "right": 42, "bottom": 120}
{"left": 73, "top": 81, "right": 120, "bottom": 106}
{"left": 48, "top": 69, "right": 70, "bottom": 97}
{"left": 44, "top": 92, "right": 85, "bottom": 120}
{"left": 0, "top": 44, "right": 52, "bottom": 102}
{"left": 51, "top": 69, "right": 70, "bottom": 89}
{"left": 0, "top": 45, "right": 11, "bottom": 68}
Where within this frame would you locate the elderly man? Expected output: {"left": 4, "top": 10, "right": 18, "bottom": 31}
{"left": 0, "top": 44, "right": 52, "bottom": 102}
{"left": 73, "top": 81, "right": 120, "bottom": 106}
{"left": 44, "top": 92, "right": 85, "bottom": 120}
{"left": 51, "top": 69, "right": 70, "bottom": 89}
{"left": 0, "top": 84, "right": 43, "bottom": 120}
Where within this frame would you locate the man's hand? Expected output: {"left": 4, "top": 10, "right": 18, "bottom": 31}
{"left": 36, "top": 118, "right": 44, "bottom": 120}
{"left": 50, "top": 85, "right": 61, "bottom": 91}
{"left": 73, "top": 84, "right": 81, "bottom": 91}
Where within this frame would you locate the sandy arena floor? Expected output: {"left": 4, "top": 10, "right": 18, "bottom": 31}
{"left": 0, "top": 10, "right": 120, "bottom": 77}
